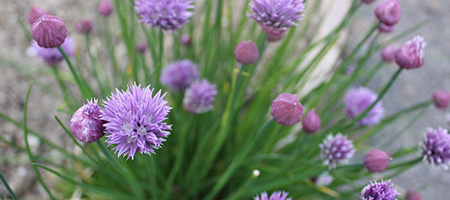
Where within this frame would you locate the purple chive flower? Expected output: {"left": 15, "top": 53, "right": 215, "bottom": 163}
{"left": 406, "top": 190, "right": 422, "bottom": 200}
{"left": 432, "top": 90, "right": 450, "bottom": 109}
{"left": 31, "top": 36, "right": 75, "bottom": 65}
{"left": 183, "top": 80, "right": 218, "bottom": 114}
{"left": 271, "top": 93, "right": 303, "bottom": 126}
{"left": 31, "top": 15, "right": 67, "bottom": 48}
{"left": 98, "top": 0, "right": 114, "bottom": 17}
{"left": 76, "top": 19, "right": 93, "bottom": 34}
{"left": 381, "top": 45, "right": 398, "bottom": 62}
{"left": 362, "top": 0, "right": 377, "bottom": 4}
{"left": 160, "top": 60, "right": 199, "bottom": 91}
{"left": 374, "top": 0, "right": 401, "bottom": 26}
{"left": 302, "top": 109, "right": 321, "bottom": 134}
{"left": 378, "top": 23, "right": 396, "bottom": 33}
{"left": 70, "top": 99, "right": 105, "bottom": 143}
{"left": 136, "top": 42, "right": 148, "bottom": 54}
{"left": 135, "top": 0, "right": 194, "bottom": 31}
{"left": 320, "top": 133, "right": 355, "bottom": 169}
{"left": 421, "top": 127, "right": 450, "bottom": 169}
{"left": 248, "top": 0, "right": 305, "bottom": 40}
{"left": 315, "top": 173, "right": 334, "bottom": 187}
{"left": 101, "top": 84, "right": 172, "bottom": 160}
{"left": 395, "top": 36, "right": 426, "bottom": 70}
{"left": 28, "top": 7, "right": 50, "bottom": 25}
{"left": 235, "top": 41, "right": 259, "bottom": 65}
{"left": 181, "top": 34, "right": 191, "bottom": 47}
{"left": 254, "top": 191, "right": 292, "bottom": 200}
{"left": 360, "top": 180, "right": 399, "bottom": 200}
{"left": 364, "top": 149, "right": 392, "bottom": 173}
{"left": 345, "top": 87, "right": 384, "bottom": 126}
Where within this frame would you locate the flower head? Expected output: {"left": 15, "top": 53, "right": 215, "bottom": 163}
{"left": 364, "top": 149, "right": 392, "bottom": 173}
{"left": 345, "top": 87, "right": 384, "bottom": 126}
{"left": 135, "top": 0, "right": 194, "bottom": 31}
{"left": 70, "top": 99, "right": 105, "bottom": 143}
{"left": 320, "top": 133, "right": 355, "bottom": 169}
{"left": 161, "top": 60, "right": 199, "bottom": 91}
{"left": 183, "top": 80, "right": 218, "bottom": 114}
{"left": 381, "top": 45, "right": 397, "bottom": 62}
{"left": 314, "top": 173, "right": 334, "bottom": 187}
{"left": 98, "top": 0, "right": 114, "bottom": 17}
{"left": 360, "top": 180, "right": 400, "bottom": 200}
{"left": 432, "top": 90, "right": 450, "bottom": 109}
{"left": 421, "top": 127, "right": 450, "bottom": 169}
{"left": 31, "top": 15, "right": 67, "bottom": 48}
{"left": 31, "top": 36, "right": 75, "bottom": 65}
{"left": 235, "top": 41, "right": 259, "bottom": 65}
{"left": 271, "top": 93, "right": 303, "bottom": 126}
{"left": 136, "top": 42, "right": 148, "bottom": 54}
{"left": 76, "top": 19, "right": 93, "bottom": 34}
{"left": 101, "top": 84, "right": 172, "bottom": 160}
{"left": 395, "top": 36, "right": 426, "bottom": 69}
{"left": 302, "top": 109, "right": 321, "bottom": 134}
{"left": 375, "top": 0, "right": 401, "bottom": 26}
{"left": 248, "top": 0, "right": 305, "bottom": 38}
{"left": 254, "top": 191, "right": 292, "bottom": 200}
{"left": 181, "top": 34, "right": 191, "bottom": 47}
{"left": 28, "top": 7, "right": 50, "bottom": 25}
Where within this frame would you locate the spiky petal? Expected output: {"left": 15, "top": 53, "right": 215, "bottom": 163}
{"left": 101, "top": 84, "right": 172, "bottom": 160}
{"left": 360, "top": 180, "right": 400, "bottom": 200}
{"left": 254, "top": 191, "right": 292, "bottom": 200}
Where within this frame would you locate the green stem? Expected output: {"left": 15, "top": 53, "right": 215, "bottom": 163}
{"left": 50, "top": 66, "right": 74, "bottom": 110}
{"left": 0, "top": 170, "right": 18, "bottom": 200}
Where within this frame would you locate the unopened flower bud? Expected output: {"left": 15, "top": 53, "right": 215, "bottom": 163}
{"left": 302, "top": 109, "right": 321, "bottom": 134}
{"left": 136, "top": 42, "right": 147, "bottom": 54}
{"left": 70, "top": 100, "right": 105, "bottom": 143}
{"left": 381, "top": 45, "right": 397, "bottom": 62}
{"left": 181, "top": 34, "right": 191, "bottom": 47}
{"left": 235, "top": 41, "right": 259, "bottom": 65}
{"left": 406, "top": 190, "right": 422, "bottom": 200}
{"left": 98, "top": 0, "right": 114, "bottom": 17}
{"left": 76, "top": 19, "right": 93, "bottom": 34}
{"left": 271, "top": 93, "right": 303, "bottom": 126}
{"left": 432, "top": 90, "right": 450, "bottom": 109}
{"left": 395, "top": 36, "right": 426, "bottom": 70}
{"left": 31, "top": 15, "right": 67, "bottom": 48}
{"left": 28, "top": 7, "right": 50, "bottom": 25}
{"left": 364, "top": 149, "right": 392, "bottom": 173}
{"left": 375, "top": 0, "right": 401, "bottom": 26}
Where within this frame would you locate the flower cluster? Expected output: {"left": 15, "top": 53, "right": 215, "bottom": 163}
{"left": 360, "top": 180, "right": 399, "bottom": 200}
{"left": 70, "top": 99, "right": 105, "bottom": 143}
{"left": 254, "top": 191, "right": 292, "bottom": 200}
{"left": 319, "top": 133, "right": 355, "bottom": 169}
{"left": 421, "top": 127, "right": 450, "bottom": 169}
{"left": 344, "top": 87, "right": 384, "bottom": 126}
{"left": 161, "top": 60, "right": 199, "bottom": 92}
{"left": 135, "top": 0, "right": 194, "bottom": 31}
{"left": 183, "top": 80, "right": 218, "bottom": 114}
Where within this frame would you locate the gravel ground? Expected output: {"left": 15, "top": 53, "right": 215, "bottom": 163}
{"left": 1, "top": 0, "right": 449, "bottom": 199}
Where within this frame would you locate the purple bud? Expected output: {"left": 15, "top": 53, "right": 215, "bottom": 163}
{"left": 98, "top": 0, "right": 114, "bottom": 17}
{"left": 31, "top": 15, "right": 67, "bottom": 48}
{"left": 381, "top": 45, "right": 397, "bottom": 62}
{"left": 375, "top": 0, "right": 401, "bottom": 26}
{"left": 432, "top": 90, "right": 450, "bottom": 109}
{"left": 267, "top": 31, "right": 286, "bottom": 42}
{"left": 302, "top": 109, "right": 321, "bottom": 134}
{"left": 28, "top": 7, "right": 50, "bottom": 25}
{"left": 76, "top": 19, "right": 93, "bottom": 34}
{"left": 235, "top": 41, "right": 259, "bottom": 65}
{"left": 364, "top": 149, "right": 392, "bottom": 173}
{"left": 378, "top": 23, "right": 396, "bottom": 33}
{"left": 395, "top": 36, "right": 426, "bottom": 70}
{"left": 406, "top": 190, "right": 422, "bottom": 200}
{"left": 136, "top": 42, "right": 148, "bottom": 54}
{"left": 360, "top": 180, "right": 399, "bottom": 200}
{"left": 271, "top": 93, "right": 303, "bottom": 126}
{"left": 181, "top": 34, "right": 191, "bottom": 47}
{"left": 183, "top": 80, "right": 218, "bottom": 114}
{"left": 70, "top": 99, "right": 105, "bottom": 143}
{"left": 361, "top": 0, "right": 377, "bottom": 4}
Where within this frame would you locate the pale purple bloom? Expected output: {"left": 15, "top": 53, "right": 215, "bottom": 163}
{"left": 135, "top": 0, "right": 194, "bottom": 31}
{"left": 364, "top": 149, "right": 392, "bottom": 173}
{"left": 28, "top": 7, "right": 50, "bottom": 25}
{"left": 98, "top": 0, "right": 114, "bottom": 17}
{"left": 31, "top": 15, "right": 67, "bottom": 48}
{"left": 235, "top": 41, "right": 259, "bottom": 65}
{"left": 248, "top": 0, "right": 305, "bottom": 38}
{"left": 181, "top": 34, "right": 191, "bottom": 47}
{"left": 76, "top": 18, "right": 93, "bottom": 34}
{"left": 161, "top": 60, "right": 199, "bottom": 91}
{"left": 345, "top": 87, "right": 384, "bottom": 126}
{"left": 31, "top": 36, "right": 75, "bottom": 65}
{"left": 375, "top": 0, "right": 401, "bottom": 26}
{"left": 395, "top": 36, "right": 426, "bottom": 69}
{"left": 70, "top": 99, "right": 105, "bottom": 143}
{"left": 378, "top": 23, "right": 396, "bottom": 33}
{"left": 183, "top": 80, "right": 217, "bottom": 114}
{"left": 101, "top": 84, "right": 172, "bottom": 160}
{"left": 432, "top": 90, "right": 450, "bottom": 109}
{"left": 315, "top": 173, "right": 333, "bottom": 187}
{"left": 381, "top": 45, "right": 397, "bottom": 62}
{"left": 360, "top": 180, "right": 399, "bottom": 200}
{"left": 254, "top": 191, "right": 292, "bottom": 200}
{"left": 271, "top": 93, "right": 303, "bottom": 126}
{"left": 421, "top": 127, "right": 450, "bottom": 169}
{"left": 302, "top": 109, "right": 321, "bottom": 134}
{"left": 320, "top": 133, "right": 355, "bottom": 169}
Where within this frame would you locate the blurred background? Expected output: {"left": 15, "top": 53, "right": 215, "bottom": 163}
{"left": 1, "top": 0, "right": 449, "bottom": 199}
